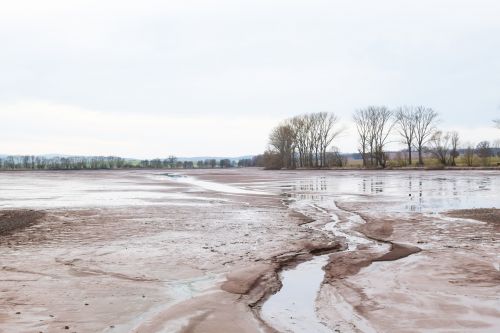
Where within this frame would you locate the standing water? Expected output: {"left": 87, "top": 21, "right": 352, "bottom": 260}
{"left": 260, "top": 171, "right": 500, "bottom": 333}
{"left": 261, "top": 255, "right": 332, "bottom": 333}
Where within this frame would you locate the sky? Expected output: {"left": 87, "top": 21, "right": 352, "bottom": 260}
{"left": 1, "top": 0, "right": 499, "bottom": 158}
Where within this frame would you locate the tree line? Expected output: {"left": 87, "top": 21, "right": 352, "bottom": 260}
{"left": 0, "top": 155, "right": 260, "bottom": 170}
{"left": 267, "top": 112, "right": 343, "bottom": 169}
{"left": 264, "top": 107, "right": 500, "bottom": 169}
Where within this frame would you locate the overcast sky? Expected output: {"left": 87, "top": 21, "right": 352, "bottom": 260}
{"left": 1, "top": 0, "right": 499, "bottom": 158}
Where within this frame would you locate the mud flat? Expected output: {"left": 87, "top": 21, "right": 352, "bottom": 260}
{"left": 0, "top": 170, "right": 342, "bottom": 332}
{"left": 1, "top": 169, "right": 499, "bottom": 332}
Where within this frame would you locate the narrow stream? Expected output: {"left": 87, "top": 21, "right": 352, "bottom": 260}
{"left": 261, "top": 254, "right": 332, "bottom": 333}
{"left": 261, "top": 201, "right": 376, "bottom": 333}
{"left": 260, "top": 171, "right": 500, "bottom": 333}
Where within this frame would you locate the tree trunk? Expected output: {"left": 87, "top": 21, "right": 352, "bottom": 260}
{"left": 418, "top": 147, "right": 423, "bottom": 166}
{"left": 408, "top": 143, "right": 412, "bottom": 165}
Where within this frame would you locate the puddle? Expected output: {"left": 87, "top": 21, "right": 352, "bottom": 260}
{"left": 261, "top": 254, "right": 332, "bottom": 333}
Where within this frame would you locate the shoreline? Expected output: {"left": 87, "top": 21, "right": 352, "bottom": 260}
{"left": 0, "top": 165, "right": 499, "bottom": 173}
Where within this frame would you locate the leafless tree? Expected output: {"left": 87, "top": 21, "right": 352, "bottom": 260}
{"left": 449, "top": 131, "right": 460, "bottom": 166}
{"left": 353, "top": 106, "right": 394, "bottom": 168}
{"left": 429, "top": 131, "right": 452, "bottom": 165}
{"left": 275, "top": 112, "right": 342, "bottom": 169}
{"left": 463, "top": 143, "right": 475, "bottom": 167}
{"left": 307, "top": 113, "right": 321, "bottom": 167}
{"left": 493, "top": 139, "right": 500, "bottom": 158}
{"left": 413, "top": 106, "right": 438, "bottom": 166}
{"left": 317, "top": 112, "right": 342, "bottom": 167}
{"left": 353, "top": 109, "right": 372, "bottom": 167}
{"left": 262, "top": 150, "right": 282, "bottom": 170}
{"left": 325, "top": 146, "right": 347, "bottom": 167}
{"left": 268, "top": 122, "right": 295, "bottom": 169}
{"left": 290, "top": 115, "right": 309, "bottom": 168}
{"left": 372, "top": 106, "right": 394, "bottom": 168}
{"left": 476, "top": 141, "right": 492, "bottom": 166}
{"left": 394, "top": 106, "right": 417, "bottom": 165}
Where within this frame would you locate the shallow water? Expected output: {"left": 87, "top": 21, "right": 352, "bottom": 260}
{"left": 165, "top": 173, "right": 271, "bottom": 195}
{"left": 261, "top": 170, "right": 500, "bottom": 333}
{"left": 0, "top": 171, "right": 231, "bottom": 208}
{"left": 286, "top": 170, "right": 500, "bottom": 212}
{"left": 261, "top": 254, "right": 332, "bottom": 333}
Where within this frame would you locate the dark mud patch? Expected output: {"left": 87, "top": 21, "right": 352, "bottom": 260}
{"left": 373, "top": 242, "right": 421, "bottom": 261}
{"left": 446, "top": 208, "right": 500, "bottom": 231}
{"left": 0, "top": 210, "right": 46, "bottom": 236}
{"left": 324, "top": 249, "right": 375, "bottom": 282}
{"left": 289, "top": 209, "right": 316, "bottom": 225}
{"left": 322, "top": 204, "right": 422, "bottom": 283}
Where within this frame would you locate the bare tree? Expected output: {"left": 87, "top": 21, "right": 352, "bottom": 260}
{"left": 476, "top": 141, "right": 492, "bottom": 166}
{"left": 450, "top": 131, "right": 460, "bottom": 166}
{"left": 353, "top": 109, "right": 372, "bottom": 167}
{"left": 371, "top": 106, "right": 394, "bottom": 168}
{"left": 269, "top": 122, "right": 295, "bottom": 169}
{"left": 317, "top": 112, "right": 342, "bottom": 167}
{"left": 494, "top": 139, "right": 500, "bottom": 158}
{"left": 290, "top": 115, "right": 308, "bottom": 168}
{"left": 282, "top": 112, "right": 341, "bottom": 168}
{"left": 413, "top": 106, "right": 438, "bottom": 166}
{"left": 463, "top": 143, "right": 475, "bottom": 167}
{"left": 262, "top": 150, "right": 282, "bottom": 170}
{"left": 429, "top": 131, "right": 451, "bottom": 165}
{"left": 167, "top": 155, "right": 177, "bottom": 168}
{"left": 353, "top": 106, "right": 394, "bottom": 168}
{"left": 394, "top": 106, "right": 417, "bottom": 165}
{"left": 326, "top": 146, "right": 347, "bottom": 167}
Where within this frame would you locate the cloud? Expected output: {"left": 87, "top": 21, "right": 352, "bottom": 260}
{"left": 0, "top": 1, "right": 499, "bottom": 156}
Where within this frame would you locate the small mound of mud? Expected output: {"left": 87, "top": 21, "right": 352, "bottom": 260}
{"left": 0, "top": 210, "right": 46, "bottom": 236}
{"left": 447, "top": 208, "right": 500, "bottom": 233}
{"left": 446, "top": 208, "right": 500, "bottom": 225}
{"left": 373, "top": 242, "right": 421, "bottom": 262}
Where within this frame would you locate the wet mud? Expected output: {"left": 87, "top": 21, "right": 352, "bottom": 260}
{"left": 0, "top": 209, "right": 46, "bottom": 236}
{"left": 0, "top": 169, "right": 499, "bottom": 333}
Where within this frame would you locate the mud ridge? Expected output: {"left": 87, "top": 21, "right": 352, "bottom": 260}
{"left": 324, "top": 202, "right": 422, "bottom": 283}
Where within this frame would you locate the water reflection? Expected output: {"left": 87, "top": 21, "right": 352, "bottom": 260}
{"left": 284, "top": 172, "right": 499, "bottom": 213}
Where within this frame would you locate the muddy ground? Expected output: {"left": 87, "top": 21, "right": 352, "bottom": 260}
{"left": 0, "top": 169, "right": 499, "bottom": 333}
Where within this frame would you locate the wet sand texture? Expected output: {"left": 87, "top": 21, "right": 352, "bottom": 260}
{"left": 0, "top": 169, "right": 499, "bottom": 333}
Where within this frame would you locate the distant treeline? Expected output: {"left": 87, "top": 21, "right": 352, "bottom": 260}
{"left": 0, "top": 155, "right": 263, "bottom": 170}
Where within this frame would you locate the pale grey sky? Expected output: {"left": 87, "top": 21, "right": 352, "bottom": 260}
{"left": 1, "top": 0, "right": 499, "bottom": 158}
